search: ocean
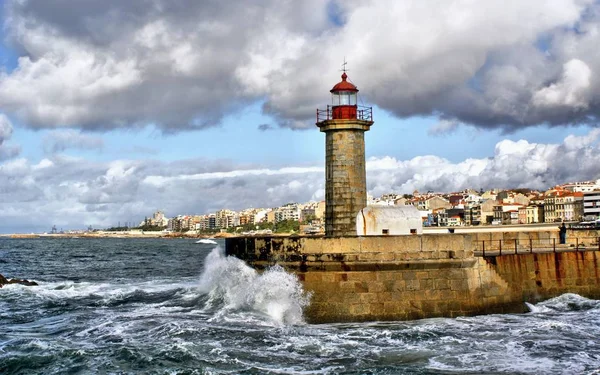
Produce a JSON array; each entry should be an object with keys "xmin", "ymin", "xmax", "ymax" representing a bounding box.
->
[{"xmin": 1, "ymin": 237, "xmax": 599, "ymax": 374}]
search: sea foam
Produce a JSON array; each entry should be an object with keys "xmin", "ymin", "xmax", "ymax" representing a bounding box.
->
[{"xmin": 198, "ymin": 246, "xmax": 310, "ymax": 325}]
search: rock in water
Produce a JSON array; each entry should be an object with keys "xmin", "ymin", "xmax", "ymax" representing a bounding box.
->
[{"xmin": 0, "ymin": 273, "xmax": 38, "ymax": 287}]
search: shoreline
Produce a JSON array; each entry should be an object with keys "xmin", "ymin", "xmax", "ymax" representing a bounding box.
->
[
  {"xmin": 0, "ymin": 232, "xmax": 235, "ymax": 239},
  {"xmin": 0, "ymin": 223, "xmax": 565, "ymax": 239}
]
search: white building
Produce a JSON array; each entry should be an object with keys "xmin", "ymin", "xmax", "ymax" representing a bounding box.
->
[
  {"xmin": 562, "ymin": 179, "xmax": 600, "ymax": 193},
  {"xmin": 356, "ymin": 205, "xmax": 423, "ymax": 236},
  {"xmin": 274, "ymin": 204, "xmax": 300, "ymax": 223},
  {"xmin": 583, "ymin": 191, "xmax": 600, "ymax": 219}
]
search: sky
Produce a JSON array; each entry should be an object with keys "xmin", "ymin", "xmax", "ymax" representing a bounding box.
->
[{"xmin": 1, "ymin": 0, "xmax": 600, "ymax": 233}]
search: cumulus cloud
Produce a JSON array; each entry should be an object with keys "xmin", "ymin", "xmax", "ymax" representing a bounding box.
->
[
  {"xmin": 0, "ymin": 114, "xmax": 13, "ymax": 142},
  {"xmin": 0, "ymin": 155, "xmax": 325, "ymax": 232},
  {"xmin": 0, "ymin": 114, "xmax": 21, "ymax": 160},
  {"xmin": 2, "ymin": 129, "xmax": 600, "ymax": 233},
  {"xmin": 533, "ymin": 59, "xmax": 592, "ymax": 109},
  {"xmin": 43, "ymin": 130, "xmax": 104, "ymax": 153},
  {"xmin": 367, "ymin": 129, "xmax": 600, "ymax": 196},
  {"xmin": 0, "ymin": 0, "xmax": 599, "ymax": 133}
]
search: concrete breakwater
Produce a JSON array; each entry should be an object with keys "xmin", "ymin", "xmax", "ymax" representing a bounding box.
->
[{"xmin": 225, "ymin": 230, "xmax": 600, "ymax": 323}]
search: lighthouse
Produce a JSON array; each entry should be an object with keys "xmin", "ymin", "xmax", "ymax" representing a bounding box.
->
[{"xmin": 316, "ymin": 69, "xmax": 374, "ymax": 237}]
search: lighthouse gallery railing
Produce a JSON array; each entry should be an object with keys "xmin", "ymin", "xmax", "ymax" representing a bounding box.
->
[{"xmin": 316, "ymin": 105, "xmax": 373, "ymax": 122}]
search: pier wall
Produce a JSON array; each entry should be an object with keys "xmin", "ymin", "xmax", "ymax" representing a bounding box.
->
[{"xmin": 225, "ymin": 231, "xmax": 600, "ymax": 323}]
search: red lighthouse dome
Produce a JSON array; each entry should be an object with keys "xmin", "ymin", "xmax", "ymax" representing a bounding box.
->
[{"xmin": 331, "ymin": 72, "xmax": 358, "ymax": 93}]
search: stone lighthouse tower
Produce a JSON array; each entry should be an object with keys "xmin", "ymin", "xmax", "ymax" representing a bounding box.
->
[{"xmin": 316, "ymin": 70, "xmax": 374, "ymax": 236}]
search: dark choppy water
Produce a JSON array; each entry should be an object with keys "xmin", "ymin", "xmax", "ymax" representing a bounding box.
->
[{"xmin": 1, "ymin": 238, "xmax": 600, "ymax": 374}]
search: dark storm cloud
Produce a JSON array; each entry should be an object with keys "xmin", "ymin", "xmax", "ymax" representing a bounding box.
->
[
  {"xmin": 2, "ymin": 1, "xmax": 598, "ymax": 133},
  {"xmin": 0, "ymin": 0, "xmax": 333, "ymax": 132},
  {"xmin": 261, "ymin": 1, "xmax": 600, "ymax": 132}
]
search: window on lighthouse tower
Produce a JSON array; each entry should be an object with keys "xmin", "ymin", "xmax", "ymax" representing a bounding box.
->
[{"xmin": 332, "ymin": 90, "xmax": 357, "ymax": 106}]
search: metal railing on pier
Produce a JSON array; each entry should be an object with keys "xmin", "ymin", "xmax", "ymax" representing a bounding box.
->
[{"xmin": 475, "ymin": 237, "xmax": 600, "ymax": 256}]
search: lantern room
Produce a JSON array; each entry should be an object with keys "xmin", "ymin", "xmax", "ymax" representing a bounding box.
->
[
  {"xmin": 316, "ymin": 70, "xmax": 373, "ymax": 124},
  {"xmin": 330, "ymin": 72, "xmax": 358, "ymax": 119},
  {"xmin": 331, "ymin": 72, "xmax": 358, "ymax": 105}
]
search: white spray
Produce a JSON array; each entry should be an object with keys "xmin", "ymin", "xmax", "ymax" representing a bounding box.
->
[{"xmin": 198, "ymin": 246, "xmax": 311, "ymax": 325}]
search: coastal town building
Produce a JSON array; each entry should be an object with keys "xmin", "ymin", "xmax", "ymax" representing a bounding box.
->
[
  {"xmin": 561, "ymin": 179, "xmax": 600, "ymax": 193},
  {"xmin": 300, "ymin": 201, "xmax": 326, "ymax": 221},
  {"xmin": 524, "ymin": 205, "xmax": 544, "ymax": 224},
  {"xmin": 556, "ymin": 193, "xmax": 584, "ymax": 222},
  {"xmin": 544, "ymin": 191, "xmax": 583, "ymax": 222},
  {"xmin": 437, "ymin": 208, "xmax": 465, "ymax": 226},
  {"xmin": 423, "ymin": 196, "xmax": 452, "ymax": 211},
  {"xmin": 393, "ymin": 197, "xmax": 408, "ymax": 205},
  {"xmin": 131, "ymin": 178, "xmax": 600, "ymax": 234},
  {"xmin": 493, "ymin": 204, "xmax": 523, "ymax": 225},
  {"xmin": 151, "ymin": 211, "xmax": 168, "ymax": 227},
  {"xmin": 447, "ymin": 215, "xmax": 462, "ymax": 226},
  {"xmin": 215, "ymin": 209, "xmax": 237, "ymax": 229},
  {"xmin": 274, "ymin": 203, "xmax": 301, "ymax": 223},
  {"xmin": 544, "ymin": 193, "xmax": 559, "ymax": 223},
  {"xmin": 464, "ymin": 203, "xmax": 482, "ymax": 226},
  {"xmin": 518, "ymin": 206, "xmax": 527, "ymax": 224},
  {"xmin": 583, "ymin": 191, "xmax": 600, "ymax": 219},
  {"xmin": 239, "ymin": 211, "xmax": 254, "ymax": 226},
  {"xmin": 480, "ymin": 200, "xmax": 496, "ymax": 224},
  {"xmin": 265, "ymin": 210, "xmax": 276, "ymax": 224},
  {"xmin": 481, "ymin": 189, "xmax": 499, "ymax": 201}
]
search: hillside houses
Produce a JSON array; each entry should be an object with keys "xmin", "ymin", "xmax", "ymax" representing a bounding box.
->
[
  {"xmin": 135, "ymin": 179, "xmax": 600, "ymax": 233},
  {"xmin": 386, "ymin": 180, "xmax": 600, "ymax": 226}
]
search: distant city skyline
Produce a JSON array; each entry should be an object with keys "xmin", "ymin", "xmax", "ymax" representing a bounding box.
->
[
  {"xmin": 1, "ymin": 1, "xmax": 600, "ymax": 233},
  {"xmin": 30, "ymin": 179, "xmax": 600, "ymax": 235}
]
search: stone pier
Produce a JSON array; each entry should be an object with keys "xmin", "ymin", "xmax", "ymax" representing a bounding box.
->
[{"xmin": 226, "ymin": 230, "xmax": 600, "ymax": 323}]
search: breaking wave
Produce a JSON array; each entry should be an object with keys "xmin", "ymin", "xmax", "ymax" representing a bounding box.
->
[{"xmin": 198, "ymin": 246, "xmax": 311, "ymax": 325}]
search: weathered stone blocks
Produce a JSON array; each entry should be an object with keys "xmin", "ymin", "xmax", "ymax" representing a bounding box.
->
[{"xmin": 226, "ymin": 232, "xmax": 600, "ymax": 323}]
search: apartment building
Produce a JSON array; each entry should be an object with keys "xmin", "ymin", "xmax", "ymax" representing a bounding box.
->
[
  {"xmin": 300, "ymin": 201, "xmax": 326, "ymax": 221},
  {"xmin": 518, "ymin": 206, "xmax": 527, "ymax": 224},
  {"xmin": 215, "ymin": 209, "xmax": 237, "ymax": 229},
  {"xmin": 546, "ymin": 192, "xmax": 583, "ymax": 222},
  {"xmin": 150, "ymin": 211, "xmax": 168, "ymax": 227},
  {"xmin": 524, "ymin": 205, "xmax": 544, "ymax": 224},
  {"xmin": 464, "ymin": 203, "xmax": 482, "ymax": 225},
  {"xmin": 544, "ymin": 194, "xmax": 558, "ymax": 223},
  {"xmin": 196, "ymin": 214, "xmax": 217, "ymax": 231},
  {"xmin": 493, "ymin": 204, "xmax": 523, "ymax": 224},
  {"xmin": 239, "ymin": 208, "xmax": 266, "ymax": 227},
  {"xmin": 437, "ymin": 208, "xmax": 464, "ymax": 226},
  {"xmin": 426, "ymin": 196, "xmax": 452, "ymax": 211},
  {"xmin": 274, "ymin": 203, "xmax": 300, "ymax": 223},
  {"xmin": 583, "ymin": 191, "xmax": 600, "ymax": 219},
  {"xmin": 480, "ymin": 200, "xmax": 497, "ymax": 224},
  {"xmin": 558, "ymin": 193, "xmax": 583, "ymax": 222},
  {"xmin": 561, "ymin": 179, "xmax": 600, "ymax": 193},
  {"xmin": 447, "ymin": 215, "xmax": 462, "ymax": 226}
]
